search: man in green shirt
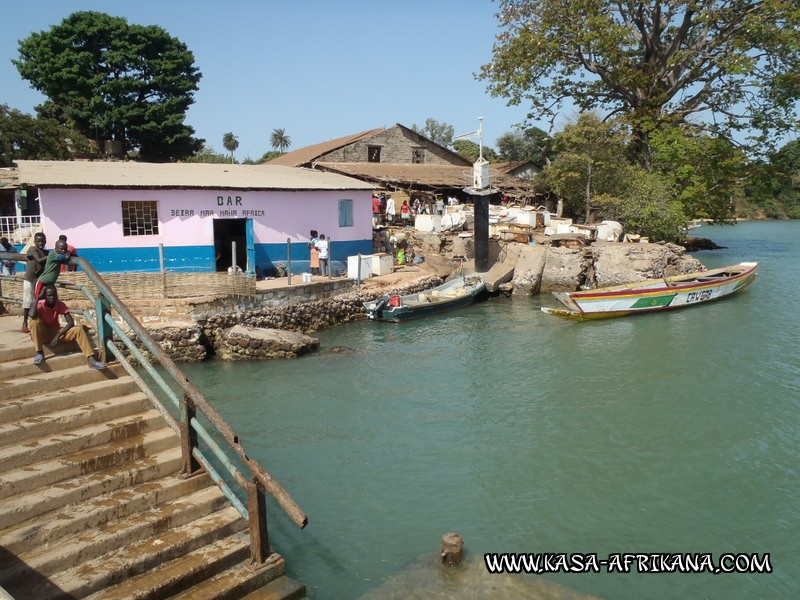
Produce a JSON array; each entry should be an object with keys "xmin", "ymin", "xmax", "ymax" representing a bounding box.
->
[{"xmin": 35, "ymin": 239, "xmax": 71, "ymax": 298}]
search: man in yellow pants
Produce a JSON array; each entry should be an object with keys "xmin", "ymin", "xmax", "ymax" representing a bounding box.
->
[{"xmin": 29, "ymin": 284, "xmax": 107, "ymax": 369}]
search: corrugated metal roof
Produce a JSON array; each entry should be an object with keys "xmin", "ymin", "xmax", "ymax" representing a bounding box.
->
[
  {"xmin": 317, "ymin": 162, "xmax": 529, "ymax": 190},
  {"xmin": 0, "ymin": 168, "xmax": 19, "ymax": 189},
  {"xmin": 266, "ymin": 128, "xmax": 385, "ymax": 167},
  {"xmin": 14, "ymin": 160, "xmax": 375, "ymax": 191}
]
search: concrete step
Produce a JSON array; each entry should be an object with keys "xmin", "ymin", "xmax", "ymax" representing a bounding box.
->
[
  {"xmin": 0, "ymin": 444, "xmax": 183, "ymax": 530},
  {"xmin": 83, "ymin": 529, "xmax": 256, "ymax": 600},
  {"xmin": 0, "ymin": 390, "xmax": 152, "ymax": 449},
  {"xmin": 0, "ymin": 362, "xmax": 129, "ymax": 403},
  {"xmin": 239, "ymin": 575, "xmax": 308, "ymax": 600},
  {"xmin": 0, "ymin": 425, "xmax": 178, "ymax": 501},
  {"xmin": 0, "ymin": 374, "xmax": 139, "ymax": 422},
  {"xmin": 0, "ymin": 408, "xmax": 166, "ymax": 472},
  {"xmin": 0, "ymin": 468, "xmax": 213, "ymax": 558},
  {"xmin": 20, "ymin": 506, "xmax": 247, "ymax": 600},
  {"xmin": 0, "ymin": 480, "xmax": 228, "ymax": 584},
  {"xmin": 0, "ymin": 347, "xmax": 99, "ymax": 380},
  {"xmin": 176, "ymin": 559, "xmax": 304, "ymax": 600}
]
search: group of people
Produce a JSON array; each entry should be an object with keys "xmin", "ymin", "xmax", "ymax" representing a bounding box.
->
[
  {"xmin": 5, "ymin": 232, "xmax": 106, "ymax": 370},
  {"xmin": 371, "ymin": 193, "xmax": 456, "ymax": 227},
  {"xmin": 307, "ymin": 230, "xmax": 329, "ymax": 277}
]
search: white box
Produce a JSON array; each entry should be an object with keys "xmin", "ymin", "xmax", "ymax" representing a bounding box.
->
[
  {"xmin": 348, "ymin": 255, "xmax": 373, "ymax": 280},
  {"xmin": 371, "ymin": 253, "xmax": 393, "ymax": 276},
  {"xmin": 302, "ymin": 272, "xmax": 312, "ymax": 283}
]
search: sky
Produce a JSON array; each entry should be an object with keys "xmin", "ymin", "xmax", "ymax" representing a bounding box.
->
[{"xmin": 1, "ymin": 0, "xmax": 556, "ymax": 161}]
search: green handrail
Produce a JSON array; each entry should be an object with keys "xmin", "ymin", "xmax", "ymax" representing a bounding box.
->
[{"xmin": 0, "ymin": 251, "xmax": 307, "ymax": 562}]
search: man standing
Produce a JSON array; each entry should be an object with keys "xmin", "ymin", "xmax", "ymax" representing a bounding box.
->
[
  {"xmin": 35, "ymin": 238, "xmax": 71, "ymax": 298},
  {"xmin": 315, "ymin": 234, "xmax": 329, "ymax": 277},
  {"xmin": 29, "ymin": 284, "xmax": 107, "ymax": 369},
  {"xmin": 385, "ymin": 195, "xmax": 396, "ymax": 225},
  {"xmin": 372, "ymin": 194, "xmax": 381, "ymax": 227},
  {"xmin": 21, "ymin": 232, "xmax": 47, "ymax": 333}
]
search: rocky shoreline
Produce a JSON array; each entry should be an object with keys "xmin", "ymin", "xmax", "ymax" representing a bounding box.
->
[{"xmin": 122, "ymin": 234, "xmax": 709, "ymax": 364}]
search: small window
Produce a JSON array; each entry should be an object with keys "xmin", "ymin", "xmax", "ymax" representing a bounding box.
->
[
  {"xmin": 368, "ymin": 145, "xmax": 381, "ymax": 163},
  {"xmin": 122, "ymin": 200, "xmax": 159, "ymax": 236},
  {"xmin": 338, "ymin": 199, "xmax": 353, "ymax": 227},
  {"xmin": 412, "ymin": 148, "xmax": 425, "ymax": 163}
]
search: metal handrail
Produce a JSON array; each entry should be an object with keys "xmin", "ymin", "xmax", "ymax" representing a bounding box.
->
[{"xmin": 0, "ymin": 250, "xmax": 307, "ymax": 562}]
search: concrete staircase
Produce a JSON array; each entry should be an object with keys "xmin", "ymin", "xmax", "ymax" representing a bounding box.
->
[{"xmin": 0, "ymin": 329, "xmax": 306, "ymax": 600}]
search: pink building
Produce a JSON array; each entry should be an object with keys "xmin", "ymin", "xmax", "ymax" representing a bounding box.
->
[{"xmin": 15, "ymin": 161, "xmax": 374, "ymax": 274}]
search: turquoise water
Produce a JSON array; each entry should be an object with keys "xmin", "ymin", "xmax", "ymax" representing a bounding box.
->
[{"xmin": 180, "ymin": 221, "xmax": 799, "ymax": 599}]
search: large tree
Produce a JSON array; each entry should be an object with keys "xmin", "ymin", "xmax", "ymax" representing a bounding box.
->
[
  {"xmin": 481, "ymin": 0, "xmax": 800, "ymax": 161},
  {"xmin": 14, "ymin": 11, "xmax": 203, "ymax": 162}
]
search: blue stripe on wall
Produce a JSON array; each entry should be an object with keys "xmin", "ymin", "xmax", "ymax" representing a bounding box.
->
[{"xmin": 74, "ymin": 239, "xmax": 373, "ymax": 273}]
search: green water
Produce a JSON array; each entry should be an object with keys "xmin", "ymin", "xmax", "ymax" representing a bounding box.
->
[{"xmin": 180, "ymin": 221, "xmax": 799, "ymax": 600}]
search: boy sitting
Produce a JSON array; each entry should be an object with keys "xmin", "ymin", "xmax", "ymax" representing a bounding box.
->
[{"xmin": 29, "ymin": 284, "xmax": 107, "ymax": 370}]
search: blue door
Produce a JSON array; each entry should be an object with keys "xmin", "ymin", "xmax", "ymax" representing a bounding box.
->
[{"xmin": 245, "ymin": 218, "xmax": 255, "ymax": 274}]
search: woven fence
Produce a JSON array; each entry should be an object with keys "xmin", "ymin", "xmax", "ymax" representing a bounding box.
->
[{"xmin": 0, "ymin": 271, "xmax": 256, "ymax": 308}]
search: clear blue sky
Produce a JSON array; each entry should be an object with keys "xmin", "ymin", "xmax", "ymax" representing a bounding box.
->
[{"xmin": 2, "ymin": 0, "xmax": 555, "ymax": 160}]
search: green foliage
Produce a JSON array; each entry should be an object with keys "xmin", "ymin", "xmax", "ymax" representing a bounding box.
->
[
  {"xmin": 269, "ymin": 129, "xmax": 291, "ymax": 153},
  {"xmin": 739, "ymin": 141, "xmax": 800, "ymax": 218},
  {"xmin": 259, "ymin": 151, "xmax": 284, "ymax": 163},
  {"xmin": 495, "ymin": 127, "xmax": 553, "ymax": 165},
  {"xmin": 182, "ymin": 145, "xmax": 230, "ymax": 164},
  {"xmin": 452, "ymin": 139, "xmax": 498, "ymax": 163},
  {"xmin": 543, "ymin": 113, "xmax": 631, "ymax": 221},
  {"xmin": 14, "ymin": 11, "xmax": 203, "ymax": 162},
  {"xmin": 481, "ymin": 0, "xmax": 800, "ymax": 159},
  {"xmin": 649, "ymin": 126, "xmax": 745, "ymax": 222},
  {"xmin": 222, "ymin": 132, "xmax": 239, "ymax": 163},
  {"xmin": 0, "ymin": 104, "xmax": 92, "ymax": 166},
  {"xmin": 593, "ymin": 170, "xmax": 688, "ymax": 243},
  {"xmin": 412, "ymin": 118, "xmax": 455, "ymax": 147}
]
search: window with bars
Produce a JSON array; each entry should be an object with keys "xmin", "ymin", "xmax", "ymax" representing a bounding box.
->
[{"xmin": 122, "ymin": 201, "xmax": 159, "ymax": 236}]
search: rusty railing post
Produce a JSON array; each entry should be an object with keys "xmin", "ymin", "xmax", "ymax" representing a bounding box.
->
[
  {"xmin": 180, "ymin": 393, "xmax": 201, "ymax": 476},
  {"xmin": 246, "ymin": 476, "xmax": 270, "ymax": 563}
]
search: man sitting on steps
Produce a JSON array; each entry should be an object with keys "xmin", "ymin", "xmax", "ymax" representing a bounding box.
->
[{"xmin": 29, "ymin": 284, "xmax": 107, "ymax": 370}]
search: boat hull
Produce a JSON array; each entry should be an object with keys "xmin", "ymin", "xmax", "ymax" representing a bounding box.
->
[
  {"xmin": 364, "ymin": 275, "xmax": 486, "ymax": 322},
  {"xmin": 541, "ymin": 262, "xmax": 758, "ymax": 321}
]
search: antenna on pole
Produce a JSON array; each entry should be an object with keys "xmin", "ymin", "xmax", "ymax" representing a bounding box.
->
[{"xmin": 477, "ymin": 116, "xmax": 484, "ymax": 162}]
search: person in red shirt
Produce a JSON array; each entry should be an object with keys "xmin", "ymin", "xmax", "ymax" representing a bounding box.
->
[
  {"xmin": 372, "ymin": 194, "xmax": 381, "ymax": 227},
  {"xmin": 29, "ymin": 284, "xmax": 107, "ymax": 369}
]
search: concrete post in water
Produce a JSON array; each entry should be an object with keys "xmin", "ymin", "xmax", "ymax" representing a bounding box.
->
[{"xmin": 441, "ymin": 532, "xmax": 463, "ymax": 567}]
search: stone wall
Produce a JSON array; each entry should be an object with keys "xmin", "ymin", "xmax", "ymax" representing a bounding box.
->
[{"xmin": 322, "ymin": 127, "xmax": 468, "ymax": 166}]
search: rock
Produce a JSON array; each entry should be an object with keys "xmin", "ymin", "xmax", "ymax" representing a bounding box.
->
[
  {"xmin": 540, "ymin": 246, "xmax": 585, "ymax": 292},
  {"xmin": 217, "ymin": 325, "xmax": 319, "ymax": 360},
  {"xmin": 510, "ymin": 244, "xmax": 547, "ymax": 296}
]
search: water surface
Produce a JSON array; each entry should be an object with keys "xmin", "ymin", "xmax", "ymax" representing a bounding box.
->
[{"xmin": 181, "ymin": 221, "xmax": 799, "ymax": 599}]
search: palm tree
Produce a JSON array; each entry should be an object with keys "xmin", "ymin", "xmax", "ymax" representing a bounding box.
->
[
  {"xmin": 270, "ymin": 128, "xmax": 291, "ymax": 153},
  {"xmin": 222, "ymin": 132, "xmax": 239, "ymax": 163}
]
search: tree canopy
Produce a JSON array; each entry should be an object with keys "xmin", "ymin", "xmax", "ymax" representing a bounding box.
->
[
  {"xmin": 14, "ymin": 11, "xmax": 203, "ymax": 162},
  {"xmin": 495, "ymin": 126, "xmax": 554, "ymax": 165},
  {"xmin": 412, "ymin": 118, "xmax": 455, "ymax": 147},
  {"xmin": 0, "ymin": 104, "xmax": 92, "ymax": 166},
  {"xmin": 481, "ymin": 0, "xmax": 800, "ymax": 159}
]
